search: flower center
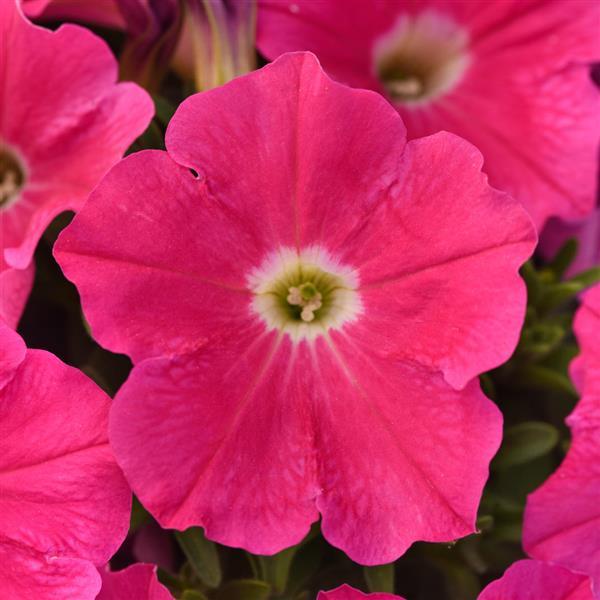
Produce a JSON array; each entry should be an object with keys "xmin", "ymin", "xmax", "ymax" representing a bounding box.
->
[
  {"xmin": 249, "ymin": 247, "xmax": 361, "ymax": 341},
  {"xmin": 373, "ymin": 10, "xmax": 470, "ymax": 105},
  {"xmin": 0, "ymin": 146, "xmax": 25, "ymax": 210}
]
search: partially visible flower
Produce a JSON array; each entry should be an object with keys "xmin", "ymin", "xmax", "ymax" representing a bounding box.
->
[
  {"xmin": 0, "ymin": 321, "xmax": 131, "ymax": 599},
  {"xmin": 318, "ymin": 584, "xmax": 404, "ymax": 600},
  {"xmin": 117, "ymin": 0, "xmax": 182, "ymax": 91},
  {"xmin": 523, "ymin": 283, "xmax": 600, "ymax": 595},
  {"xmin": 540, "ymin": 210, "xmax": 600, "ymax": 276},
  {"xmin": 172, "ymin": 0, "xmax": 257, "ymax": 91},
  {"xmin": 257, "ymin": 0, "xmax": 600, "ymax": 228},
  {"xmin": 22, "ymin": 0, "xmax": 257, "ymax": 93},
  {"xmin": 56, "ymin": 53, "xmax": 535, "ymax": 564},
  {"xmin": 478, "ymin": 559, "xmax": 593, "ymax": 600},
  {"xmin": 1, "ymin": 0, "xmax": 153, "ymax": 322},
  {"xmin": 97, "ymin": 564, "xmax": 173, "ymax": 600}
]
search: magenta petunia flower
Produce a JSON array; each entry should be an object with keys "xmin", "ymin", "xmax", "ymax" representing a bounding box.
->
[
  {"xmin": 257, "ymin": 0, "xmax": 600, "ymax": 228},
  {"xmin": 523, "ymin": 283, "xmax": 600, "ymax": 595},
  {"xmin": 478, "ymin": 559, "xmax": 593, "ymax": 600},
  {"xmin": 0, "ymin": 321, "xmax": 131, "ymax": 599},
  {"xmin": 0, "ymin": 0, "xmax": 152, "ymax": 323},
  {"xmin": 55, "ymin": 52, "xmax": 535, "ymax": 563},
  {"xmin": 97, "ymin": 564, "xmax": 173, "ymax": 600},
  {"xmin": 318, "ymin": 585, "xmax": 403, "ymax": 600}
]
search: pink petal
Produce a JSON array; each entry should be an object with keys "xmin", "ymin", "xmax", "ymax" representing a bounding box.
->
[
  {"xmin": 1, "ymin": 0, "xmax": 153, "ymax": 269},
  {"xmin": 0, "ymin": 261, "xmax": 34, "ymax": 329},
  {"xmin": 0, "ymin": 349, "xmax": 131, "ymax": 566},
  {"xmin": 314, "ymin": 332, "xmax": 501, "ymax": 563},
  {"xmin": 97, "ymin": 564, "xmax": 173, "ymax": 600},
  {"xmin": 318, "ymin": 583, "xmax": 404, "ymax": 600},
  {"xmin": 258, "ymin": 0, "xmax": 600, "ymax": 228},
  {"xmin": 336, "ymin": 132, "xmax": 535, "ymax": 389},
  {"xmin": 478, "ymin": 559, "xmax": 593, "ymax": 600},
  {"xmin": 166, "ymin": 52, "xmax": 407, "ymax": 255},
  {"xmin": 0, "ymin": 319, "xmax": 26, "ymax": 388},
  {"xmin": 0, "ymin": 537, "xmax": 101, "ymax": 600},
  {"xmin": 110, "ymin": 329, "xmax": 321, "ymax": 554},
  {"xmin": 55, "ymin": 150, "xmax": 257, "ymax": 363},
  {"xmin": 111, "ymin": 325, "xmax": 501, "ymax": 563},
  {"xmin": 524, "ymin": 285, "xmax": 600, "ymax": 595}
]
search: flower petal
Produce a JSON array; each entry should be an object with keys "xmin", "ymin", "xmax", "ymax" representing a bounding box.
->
[
  {"xmin": 97, "ymin": 564, "xmax": 173, "ymax": 600},
  {"xmin": 336, "ymin": 132, "xmax": 535, "ymax": 389},
  {"xmin": 524, "ymin": 285, "xmax": 600, "ymax": 595},
  {"xmin": 55, "ymin": 149, "xmax": 258, "ymax": 363},
  {"xmin": 0, "ymin": 349, "xmax": 131, "ymax": 565},
  {"xmin": 318, "ymin": 583, "xmax": 404, "ymax": 600},
  {"xmin": 479, "ymin": 559, "xmax": 593, "ymax": 600},
  {"xmin": 0, "ymin": 537, "xmax": 101, "ymax": 600}
]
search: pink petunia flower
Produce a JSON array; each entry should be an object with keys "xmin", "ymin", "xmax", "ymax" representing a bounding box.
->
[
  {"xmin": 97, "ymin": 564, "xmax": 173, "ymax": 600},
  {"xmin": 318, "ymin": 584, "xmax": 403, "ymax": 600},
  {"xmin": 0, "ymin": 0, "xmax": 152, "ymax": 324},
  {"xmin": 523, "ymin": 283, "xmax": 600, "ymax": 596},
  {"xmin": 478, "ymin": 559, "xmax": 594, "ymax": 600},
  {"xmin": 0, "ymin": 320, "xmax": 131, "ymax": 600},
  {"xmin": 55, "ymin": 52, "xmax": 535, "ymax": 564},
  {"xmin": 257, "ymin": 0, "xmax": 600, "ymax": 228}
]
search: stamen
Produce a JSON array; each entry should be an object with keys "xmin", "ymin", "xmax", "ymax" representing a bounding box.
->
[
  {"xmin": 249, "ymin": 247, "xmax": 362, "ymax": 341},
  {"xmin": 287, "ymin": 282, "xmax": 323, "ymax": 322}
]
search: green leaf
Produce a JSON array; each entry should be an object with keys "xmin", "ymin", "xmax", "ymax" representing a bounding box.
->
[
  {"xmin": 568, "ymin": 266, "xmax": 600, "ymax": 290},
  {"xmin": 180, "ymin": 591, "xmax": 208, "ymax": 600},
  {"xmin": 129, "ymin": 496, "xmax": 149, "ymax": 532},
  {"xmin": 257, "ymin": 546, "xmax": 297, "ymax": 595},
  {"xmin": 153, "ymin": 94, "xmax": 177, "ymax": 126},
  {"xmin": 537, "ymin": 282, "xmax": 583, "ymax": 313},
  {"xmin": 520, "ymin": 261, "xmax": 542, "ymax": 305},
  {"xmin": 515, "ymin": 364, "xmax": 577, "ymax": 397},
  {"xmin": 364, "ymin": 563, "xmax": 395, "ymax": 594},
  {"xmin": 175, "ymin": 527, "xmax": 221, "ymax": 588},
  {"xmin": 492, "ymin": 422, "xmax": 560, "ymax": 470},
  {"xmin": 546, "ymin": 238, "xmax": 578, "ymax": 280},
  {"xmin": 216, "ymin": 580, "xmax": 271, "ymax": 600}
]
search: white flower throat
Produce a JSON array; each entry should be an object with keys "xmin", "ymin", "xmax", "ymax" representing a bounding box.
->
[
  {"xmin": 0, "ymin": 145, "xmax": 25, "ymax": 210},
  {"xmin": 249, "ymin": 247, "xmax": 362, "ymax": 341},
  {"xmin": 373, "ymin": 10, "xmax": 471, "ymax": 105}
]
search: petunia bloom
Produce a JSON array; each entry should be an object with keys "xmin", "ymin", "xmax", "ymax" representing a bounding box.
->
[
  {"xmin": 0, "ymin": 321, "xmax": 131, "ymax": 600},
  {"xmin": 0, "ymin": 0, "xmax": 152, "ymax": 325},
  {"xmin": 318, "ymin": 584, "xmax": 403, "ymax": 600},
  {"xmin": 478, "ymin": 559, "xmax": 594, "ymax": 600},
  {"xmin": 55, "ymin": 52, "xmax": 535, "ymax": 564},
  {"xmin": 523, "ymin": 283, "xmax": 600, "ymax": 596},
  {"xmin": 97, "ymin": 564, "xmax": 173, "ymax": 600},
  {"xmin": 257, "ymin": 0, "xmax": 600, "ymax": 228}
]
